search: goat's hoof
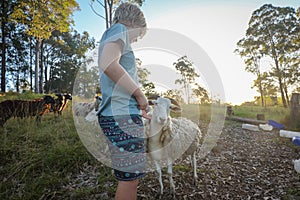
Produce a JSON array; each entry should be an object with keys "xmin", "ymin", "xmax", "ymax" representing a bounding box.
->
[
  {"xmin": 193, "ymin": 177, "xmax": 198, "ymax": 185},
  {"xmin": 172, "ymin": 192, "xmax": 176, "ymax": 199},
  {"xmin": 156, "ymin": 193, "xmax": 163, "ymax": 199},
  {"xmin": 155, "ymin": 192, "xmax": 163, "ymax": 199}
]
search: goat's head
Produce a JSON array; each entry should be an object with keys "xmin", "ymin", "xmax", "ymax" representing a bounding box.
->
[
  {"xmin": 94, "ymin": 95, "xmax": 102, "ymax": 111},
  {"xmin": 149, "ymin": 97, "xmax": 181, "ymax": 125},
  {"xmin": 55, "ymin": 93, "xmax": 63, "ymax": 101},
  {"xmin": 43, "ymin": 95, "xmax": 56, "ymax": 111},
  {"xmin": 64, "ymin": 93, "xmax": 72, "ymax": 100},
  {"xmin": 43, "ymin": 95, "xmax": 56, "ymax": 105}
]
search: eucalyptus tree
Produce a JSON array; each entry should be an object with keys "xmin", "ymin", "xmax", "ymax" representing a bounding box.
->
[
  {"xmin": 44, "ymin": 31, "xmax": 95, "ymax": 93},
  {"xmin": 136, "ymin": 58, "xmax": 156, "ymax": 96},
  {"xmin": 237, "ymin": 4, "xmax": 300, "ymax": 108},
  {"xmin": 192, "ymin": 83, "xmax": 210, "ymax": 104},
  {"xmin": 235, "ymin": 37, "xmax": 265, "ymax": 106},
  {"xmin": 0, "ymin": 0, "xmax": 19, "ymax": 92},
  {"xmin": 7, "ymin": 26, "xmax": 31, "ymax": 92},
  {"xmin": 163, "ymin": 89, "xmax": 184, "ymax": 104},
  {"xmin": 252, "ymin": 72, "xmax": 278, "ymax": 106},
  {"xmin": 90, "ymin": 0, "xmax": 145, "ymax": 28},
  {"xmin": 173, "ymin": 55, "xmax": 199, "ymax": 104},
  {"xmin": 10, "ymin": 0, "xmax": 79, "ymax": 93}
]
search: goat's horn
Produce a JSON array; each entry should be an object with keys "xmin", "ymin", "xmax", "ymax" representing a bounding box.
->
[
  {"xmin": 165, "ymin": 97, "xmax": 181, "ymax": 107},
  {"xmin": 148, "ymin": 94, "xmax": 160, "ymax": 100}
]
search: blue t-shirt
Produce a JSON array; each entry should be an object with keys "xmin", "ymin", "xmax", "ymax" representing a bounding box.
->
[{"xmin": 97, "ymin": 23, "xmax": 141, "ymax": 116}]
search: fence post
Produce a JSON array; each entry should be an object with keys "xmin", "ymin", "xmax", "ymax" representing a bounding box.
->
[{"xmin": 290, "ymin": 93, "xmax": 300, "ymax": 130}]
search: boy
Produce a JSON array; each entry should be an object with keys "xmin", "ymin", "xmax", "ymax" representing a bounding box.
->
[{"xmin": 97, "ymin": 3, "xmax": 147, "ymax": 200}]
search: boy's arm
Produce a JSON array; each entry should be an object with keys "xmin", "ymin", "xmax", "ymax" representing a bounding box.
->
[{"xmin": 100, "ymin": 41, "xmax": 148, "ymax": 110}]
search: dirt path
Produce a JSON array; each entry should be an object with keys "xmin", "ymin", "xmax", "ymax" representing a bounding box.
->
[{"xmin": 138, "ymin": 122, "xmax": 300, "ymax": 199}]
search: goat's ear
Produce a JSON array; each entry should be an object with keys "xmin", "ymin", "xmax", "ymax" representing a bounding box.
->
[
  {"xmin": 170, "ymin": 105, "xmax": 182, "ymax": 113},
  {"xmin": 148, "ymin": 100, "xmax": 156, "ymax": 106}
]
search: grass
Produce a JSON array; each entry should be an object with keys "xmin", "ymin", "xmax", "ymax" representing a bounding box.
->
[
  {"xmin": 232, "ymin": 105, "xmax": 289, "ymax": 123},
  {"xmin": 177, "ymin": 104, "xmax": 292, "ymax": 130},
  {"xmin": 0, "ymin": 103, "xmax": 115, "ymax": 199},
  {"xmin": 0, "ymin": 93, "xmax": 296, "ymax": 199}
]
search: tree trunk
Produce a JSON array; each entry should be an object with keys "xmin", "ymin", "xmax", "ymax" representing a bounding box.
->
[
  {"xmin": 44, "ymin": 54, "xmax": 48, "ymax": 93},
  {"xmin": 290, "ymin": 93, "xmax": 300, "ymax": 130},
  {"xmin": 258, "ymin": 78, "xmax": 264, "ymax": 107},
  {"xmin": 16, "ymin": 72, "xmax": 19, "ymax": 93},
  {"xmin": 273, "ymin": 57, "xmax": 287, "ymax": 107},
  {"xmin": 271, "ymin": 41, "xmax": 287, "ymax": 107},
  {"xmin": 39, "ymin": 41, "xmax": 44, "ymax": 93},
  {"xmin": 1, "ymin": 1, "xmax": 7, "ymax": 93},
  {"xmin": 284, "ymin": 84, "xmax": 289, "ymax": 106},
  {"xmin": 268, "ymin": 30, "xmax": 287, "ymax": 108},
  {"xmin": 35, "ymin": 39, "xmax": 42, "ymax": 93},
  {"xmin": 30, "ymin": 38, "xmax": 33, "ymax": 91},
  {"xmin": 108, "ymin": 0, "xmax": 113, "ymax": 27},
  {"xmin": 104, "ymin": 0, "xmax": 109, "ymax": 29},
  {"xmin": 278, "ymin": 76, "xmax": 287, "ymax": 108}
]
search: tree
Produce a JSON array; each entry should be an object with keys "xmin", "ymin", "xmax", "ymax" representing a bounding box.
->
[
  {"xmin": 90, "ymin": 0, "xmax": 145, "ymax": 29},
  {"xmin": 73, "ymin": 64, "xmax": 99, "ymax": 98},
  {"xmin": 192, "ymin": 83, "xmax": 210, "ymax": 104},
  {"xmin": 163, "ymin": 89, "xmax": 184, "ymax": 104},
  {"xmin": 7, "ymin": 26, "xmax": 31, "ymax": 93},
  {"xmin": 136, "ymin": 58, "xmax": 156, "ymax": 97},
  {"xmin": 252, "ymin": 72, "xmax": 278, "ymax": 106},
  {"xmin": 235, "ymin": 37, "xmax": 266, "ymax": 106},
  {"xmin": 239, "ymin": 4, "xmax": 300, "ymax": 108},
  {"xmin": 44, "ymin": 30, "xmax": 95, "ymax": 93},
  {"xmin": 173, "ymin": 56, "xmax": 199, "ymax": 104},
  {"xmin": 10, "ymin": 0, "xmax": 79, "ymax": 93},
  {"xmin": 0, "ymin": 0, "xmax": 19, "ymax": 93}
]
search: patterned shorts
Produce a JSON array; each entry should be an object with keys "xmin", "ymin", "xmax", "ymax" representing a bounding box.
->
[{"xmin": 98, "ymin": 114, "xmax": 146, "ymax": 181}]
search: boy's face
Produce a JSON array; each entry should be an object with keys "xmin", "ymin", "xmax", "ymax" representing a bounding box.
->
[{"xmin": 128, "ymin": 27, "xmax": 144, "ymax": 43}]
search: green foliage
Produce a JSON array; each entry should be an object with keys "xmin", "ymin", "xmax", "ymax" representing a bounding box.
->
[
  {"xmin": 10, "ymin": 0, "xmax": 79, "ymax": 40},
  {"xmin": 44, "ymin": 30, "xmax": 96, "ymax": 94},
  {"xmin": 7, "ymin": 0, "xmax": 81, "ymax": 93},
  {"xmin": 73, "ymin": 65, "xmax": 99, "ymax": 98},
  {"xmin": 163, "ymin": 89, "xmax": 184, "ymax": 104},
  {"xmin": 235, "ymin": 4, "xmax": 300, "ymax": 108},
  {"xmin": 136, "ymin": 58, "xmax": 157, "ymax": 97},
  {"xmin": 173, "ymin": 56, "xmax": 200, "ymax": 104},
  {"xmin": 192, "ymin": 83, "xmax": 210, "ymax": 104}
]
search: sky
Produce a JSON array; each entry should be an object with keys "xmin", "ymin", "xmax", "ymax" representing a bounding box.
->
[{"xmin": 73, "ymin": 0, "xmax": 300, "ymax": 105}]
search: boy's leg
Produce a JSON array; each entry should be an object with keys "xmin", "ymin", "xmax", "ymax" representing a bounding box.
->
[{"xmin": 115, "ymin": 179, "xmax": 139, "ymax": 200}]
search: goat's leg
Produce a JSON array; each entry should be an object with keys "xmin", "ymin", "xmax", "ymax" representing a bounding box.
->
[
  {"xmin": 155, "ymin": 161, "xmax": 164, "ymax": 195},
  {"xmin": 192, "ymin": 152, "xmax": 198, "ymax": 185},
  {"xmin": 167, "ymin": 158, "xmax": 175, "ymax": 194}
]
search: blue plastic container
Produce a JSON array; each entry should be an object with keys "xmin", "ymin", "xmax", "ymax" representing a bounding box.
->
[
  {"xmin": 268, "ymin": 120, "xmax": 285, "ymax": 129},
  {"xmin": 292, "ymin": 136, "xmax": 300, "ymax": 146}
]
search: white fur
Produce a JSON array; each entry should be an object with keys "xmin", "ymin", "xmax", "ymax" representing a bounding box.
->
[
  {"xmin": 73, "ymin": 96, "xmax": 102, "ymax": 125},
  {"xmin": 145, "ymin": 97, "xmax": 202, "ymax": 195}
]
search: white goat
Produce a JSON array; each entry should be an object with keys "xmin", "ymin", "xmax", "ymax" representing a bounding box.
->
[
  {"xmin": 73, "ymin": 96, "xmax": 102, "ymax": 124},
  {"xmin": 85, "ymin": 96, "xmax": 102, "ymax": 123},
  {"xmin": 145, "ymin": 97, "xmax": 202, "ymax": 195}
]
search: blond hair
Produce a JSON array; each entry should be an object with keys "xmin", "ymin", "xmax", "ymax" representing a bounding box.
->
[{"xmin": 113, "ymin": 2, "xmax": 147, "ymax": 37}]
